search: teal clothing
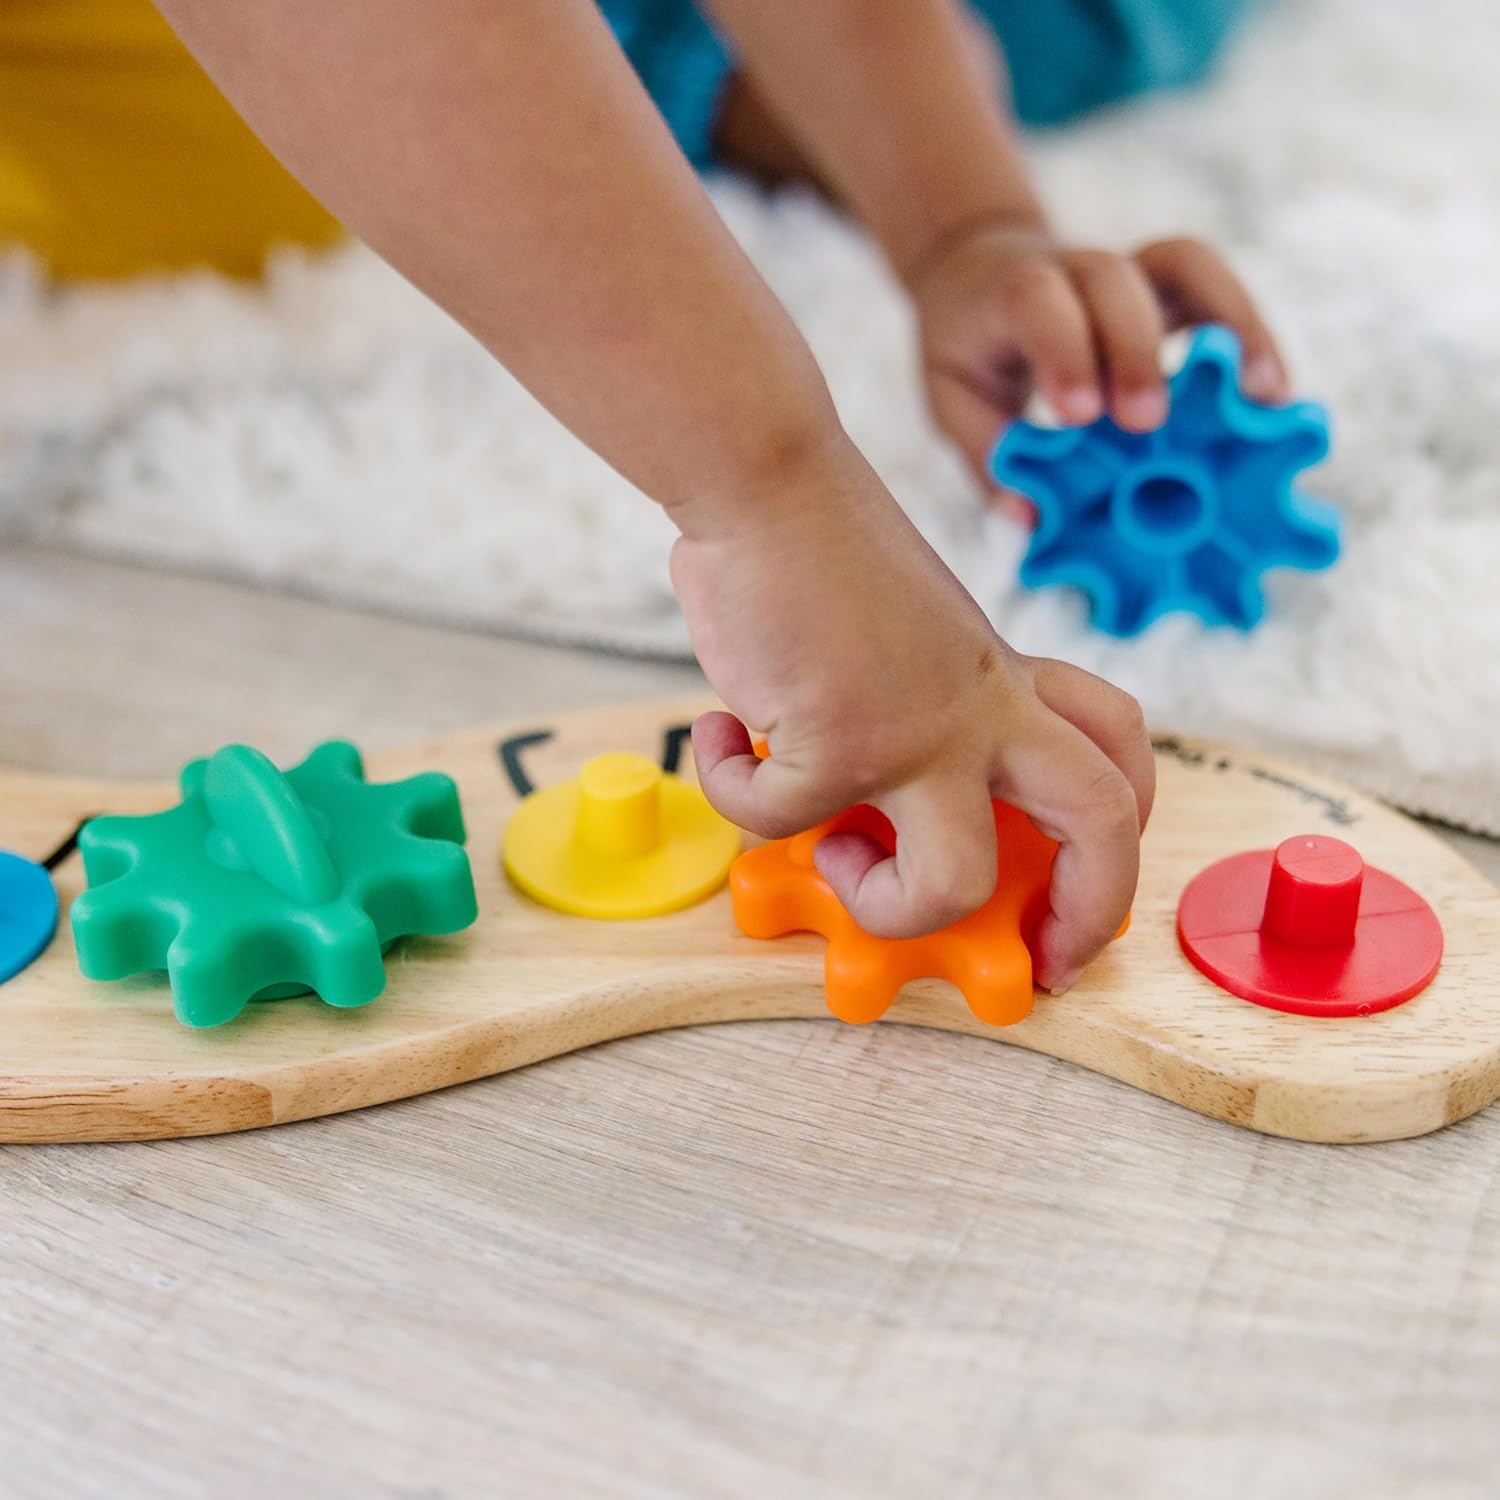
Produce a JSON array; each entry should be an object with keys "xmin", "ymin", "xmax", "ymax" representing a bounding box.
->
[
  {"xmin": 597, "ymin": 0, "xmax": 1255, "ymax": 168},
  {"xmin": 979, "ymin": 0, "xmax": 1256, "ymax": 126}
]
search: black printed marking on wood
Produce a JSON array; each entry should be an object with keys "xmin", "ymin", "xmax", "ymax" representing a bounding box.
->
[
  {"xmin": 1151, "ymin": 736, "xmax": 1358, "ymax": 826},
  {"xmin": 660, "ymin": 724, "xmax": 694, "ymax": 776},
  {"xmin": 497, "ymin": 731, "xmax": 554, "ymax": 799},
  {"xmin": 42, "ymin": 819, "xmax": 90, "ymax": 872}
]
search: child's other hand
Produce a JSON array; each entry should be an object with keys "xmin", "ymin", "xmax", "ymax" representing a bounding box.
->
[
  {"xmin": 672, "ymin": 437, "xmax": 1153, "ymax": 992},
  {"xmin": 909, "ymin": 222, "xmax": 1288, "ymax": 508}
]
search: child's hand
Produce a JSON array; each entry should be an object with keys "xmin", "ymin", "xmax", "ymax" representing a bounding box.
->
[
  {"xmin": 909, "ymin": 222, "xmax": 1289, "ymax": 503},
  {"xmin": 151, "ymin": 0, "xmax": 1153, "ymax": 999},
  {"xmin": 674, "ymin": 437, "xmax": 1153, "ymax": 992}
]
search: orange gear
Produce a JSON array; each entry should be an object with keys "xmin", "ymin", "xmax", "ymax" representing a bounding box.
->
[{"xmin": 730, "ymin": 800, "xmax": 1062, "ymax": 1026}]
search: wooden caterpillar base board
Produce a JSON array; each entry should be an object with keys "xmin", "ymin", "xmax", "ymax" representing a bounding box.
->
[{"xmin": 2, "ymin": 697, "xmax": 1498, "ymax": 1146}]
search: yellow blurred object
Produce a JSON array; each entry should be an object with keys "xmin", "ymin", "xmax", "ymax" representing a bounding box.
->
[
  {"xmin": 0, "ymin": 0, "xmax": 341, "ymax": 279},
  {"xmin": 502, "ymin": 753, "xmax": 742, "ymax": 921}
]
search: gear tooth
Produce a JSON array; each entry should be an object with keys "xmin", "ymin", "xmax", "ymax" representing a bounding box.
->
[
  {"xmin": 1001, "ymin": 452, "xmax": 1094, "ymax": 537},
  {"xmin": 1217, "ymin": 388, "xmax": 1331, "ymax": 459},
  {"xmin": 296, "ymin": 740, "xmax": 365, "ymax": 784},
  {"xmin": 163, "ymin": 916, "xmax": 261, "ymax": 1027},
  {"xmin": 72, "ymin": 889, "xmax": 180, "ymax": 981},
  {"xmin": 1279, "ymin": 492, "xmax": 1342, "ymax": 568},
  {"xmin": 1170, "ymin": 546, "xmax": 1232, "ymax": 629},
  {"xmin": 295, "ymin": 903, "xmax": 386, "ymax": 1008},
  {"xmin": 1166, "ymin": 327, "xmax": 1243, "ymax": 442},
  {"xmin": 167, "ymin": 957, "xmax": 248, "ymax": 1028},
  {"xmin": 991, "ymin": 424, "xmax": 1095, "ymax": 533},
  {"xmin": 1185, "ymin": 321, "xmax": 1243, "ymax": 371},
  {"xmin": 167, "ymin": 907, "xmax": 346, "ymax": 1027},
  {"xmin": 1216, "ymin": 418, "xmax": 1336, "ymax": 577},
  {"xmin": 950, "ymin": 944, "xmax": 1035, "ymax": 1028},
  {"xmin": 1274, "ymin": 399, "xmax": 1332, "ymax": 455},
  {"xmin": 353, "ymin": 836, "xmax": 478, "ymax": 937},
  {"xmin": 1022, "ymin": 518, "xmax": 1145, "ymax": 635},
  {"xmin": 991, "ymin": 421, "xmax": 1084, "ymax": 471},
  {"xmin": 76, "ymin": 818, "xmax": 144, "ymax": 888},
  {"xmin": 283, "ymin": 741, "xmax": 365, "ymax": 816},
  {"xmin": 731, "ymin": 844, "xmax": 813, "ymax": 939},
  {"xmin": 1260, "ymin": 420, "xmax": 1329, "ymax": 473},
  {"xmin": 392, "ymin": 770, "xmax": 467, "ymax": 845},
  {"xmin": 824, "ymin": 935, "xmax": 902, "ymax": 1025}
]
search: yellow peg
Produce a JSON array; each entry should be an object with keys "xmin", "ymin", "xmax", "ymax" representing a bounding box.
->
[
  {"xmin": 575, "ymin": 753, "xmax": 664, "ymax": 862},
  {"xmin": 502, "ymin": 752, "xmax": 740, "ymax": 920}
]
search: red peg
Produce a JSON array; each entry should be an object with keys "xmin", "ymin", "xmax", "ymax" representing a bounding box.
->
[
  {"xmin": 1260, "ymin": 836, "xmax": 1364, "ymax": 949},
  {"xmin": 1177, "ymin": 833, "xmax": 1443, "ymax": 1018}
]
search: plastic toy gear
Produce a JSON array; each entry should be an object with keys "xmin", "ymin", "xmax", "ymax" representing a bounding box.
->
[
  {"xmin": 731, "ymin": 800, "xmax": 1062, "ymax": 1026},
  {"xmin": 990, "ymin": 324, "xmax": 1340, "ymax": 637},
  {"xmin": 0, "ymin": 851, "xmax": 58, "ymax": 985},
  {"xmin": 503, "ymin": 751, "xmax": 739, "ymax": 920},
  {"xmin": 1178, "ymin": 833, "xmax": 1442, "ymax": 1018},
  {"xmin": 71, "ymin": 742, "xmax": 478, "ymax": 1028}
]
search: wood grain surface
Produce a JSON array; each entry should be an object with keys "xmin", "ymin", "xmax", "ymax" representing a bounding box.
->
[
  {"xmin": 6, "ymin": 691, "xmax": 1500, "ymax": 1145},
  {"xmin": 4, "ymin": 547, "xmax": 1498, "ymax": 1499}
]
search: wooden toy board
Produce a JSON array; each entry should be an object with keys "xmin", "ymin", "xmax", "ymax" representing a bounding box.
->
[{"xmin": 3, "ymin": 696, "xmax": 1498, "ymax": 1145}]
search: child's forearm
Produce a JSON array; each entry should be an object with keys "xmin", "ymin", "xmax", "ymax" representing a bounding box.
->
[
  {"xmin": 153, "ymin": 0, "xmax": 841, "ymax": 534},
  {"xmin": 700, "ymin": 0, "xmax": 1046, "ymax": 280}
]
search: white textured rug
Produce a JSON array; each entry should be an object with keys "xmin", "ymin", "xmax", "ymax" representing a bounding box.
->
[{"xmin": 3, "ymin": 0, "xmax": 1498, "ymax": 830}]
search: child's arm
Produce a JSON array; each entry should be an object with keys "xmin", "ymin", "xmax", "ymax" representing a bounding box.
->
[
  {"xmin": 153, "ymin": 0, "xmax": 1152, "ymax": 985},
  {"xmin": 702, "ymin": 0, "xmax": 1289, "ymax": 483}
]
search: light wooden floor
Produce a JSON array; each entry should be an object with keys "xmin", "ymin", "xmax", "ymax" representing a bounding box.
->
[{"xmin": 5, "ymin": 543, "xmax": 1500, "ymax": 1499}]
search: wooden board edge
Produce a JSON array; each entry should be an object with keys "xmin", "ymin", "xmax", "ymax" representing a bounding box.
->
[{"xmin": 8, "ymin": 969, "xmax": 1500, "ymax": 1146}]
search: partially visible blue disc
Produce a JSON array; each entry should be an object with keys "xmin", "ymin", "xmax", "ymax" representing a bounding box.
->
[{"xmin": 0, "ymin": 852, "xmax": 58, "ymax": 984}]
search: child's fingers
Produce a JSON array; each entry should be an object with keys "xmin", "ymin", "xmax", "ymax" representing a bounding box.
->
[
  {"xmin": 989, "ymin": 487, "xmax": 1039, "ymax": 525},
  {"xmin": 997, "ymin": 712, "xmax": 1142, "ymax": 993},
  {"xmin": 1027, "ymin": 657, "xmax": 1155, "ymax": 830},
  {"xmin": 996, "ymin": 258, "xmax": 1102, "ymax": 426},
  {"xmin": 1135, "ymin": 237, "xmax": 1289, "ymax": 402},
  {"xmin": 1063, "ymin": 251, "xmax": 1168, "ymax": 432},
  {"xmin": 814, "ymin": 776, "xmax": 1000, "ymax": 939},
  {"xmin": 692, "ymin": 711, "xmax": 850, "ymax": 840},
  {"xmin": 925, "ymin": 365, "xmax": 1020, "ymax": 486},
  {"xmin": 924, "ymin": 370, "xmax": 1038, "ymax": 519}
]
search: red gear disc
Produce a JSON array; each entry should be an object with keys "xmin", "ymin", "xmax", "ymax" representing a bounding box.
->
[{"xmin": 1177, "ymin": 834, "xmax": 1443, "ymax": 1018}]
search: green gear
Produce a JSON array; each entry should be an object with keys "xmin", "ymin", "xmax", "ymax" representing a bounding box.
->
[{"xmin": 71, "ymin": 742, "xmax": 478, "ymax": 1028}]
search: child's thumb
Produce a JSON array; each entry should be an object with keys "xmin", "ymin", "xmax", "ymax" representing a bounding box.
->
[{"xmin": 692, "ymin": 712, "xmax": 848, "ymax": 840}]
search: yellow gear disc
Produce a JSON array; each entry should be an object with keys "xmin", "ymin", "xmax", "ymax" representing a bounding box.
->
[{"xmin": 502, "ymin": 753, "xmax": 740, "ymax": 920}]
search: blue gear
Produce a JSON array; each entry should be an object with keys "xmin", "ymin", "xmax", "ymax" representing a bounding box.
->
[
  {"xmin": 0, "ymin": 852, "xmax": 57, "ymax": 984},
  {"xmin": 990, "ymin": 325, "xmax": 1340, "ymax": 637}
]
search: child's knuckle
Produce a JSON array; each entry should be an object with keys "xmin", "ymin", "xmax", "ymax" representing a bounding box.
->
[
  {"xmin": 1068, "ymin": 249, "xmax": 1118, "ymax": 282},
  {"xmin": 1000, "ymin": 257, "xmax": 1061, "ymax": 303},
  {"xmin": 918, "ymin": 856, "xmax": 995, "ymax": 925},
  {"xmin": 1078, "ymin": 765, "xmax": 1139, "ymax": 831}
]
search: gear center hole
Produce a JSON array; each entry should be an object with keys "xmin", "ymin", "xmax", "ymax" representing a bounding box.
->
[{"xmin": 1112, "ymin": 465, "xmax": 1215, "ymax": 555}]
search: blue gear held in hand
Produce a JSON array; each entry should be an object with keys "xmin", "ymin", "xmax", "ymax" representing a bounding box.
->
[{"xmin": 989, "ymin": 325, "xmax": 1340, "ymax": 637}]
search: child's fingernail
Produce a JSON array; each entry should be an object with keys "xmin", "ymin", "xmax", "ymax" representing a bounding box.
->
[
  {"xmin": 1243, "ymin": 355, "xmax": 1284, "ymax": 400},
  {"xmin": 1045, "ymin": 969, "xmax": 1082, "ymax": 997},
  {"xmin": 1116, "ymin": 389, "xmax": 1168, "ymax": 431},
  {"xmin": 988, "ymin": 488, "xmax": 1039, "ymax": 526},
  {"xmin": 1057, "ymin": 387, "xmax": 1103, "ymax": 426}
]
